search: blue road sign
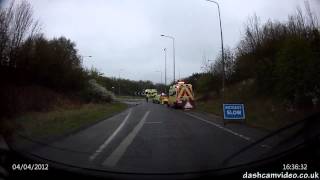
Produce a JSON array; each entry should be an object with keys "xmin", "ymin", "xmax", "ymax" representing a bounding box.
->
[{"xmin": 223, "ymin": 104, "xmax": 245, "ymax": 120}]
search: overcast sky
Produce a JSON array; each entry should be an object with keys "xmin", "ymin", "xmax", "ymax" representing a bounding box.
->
[{"xmin": 3, "ymin": 0, "xmax": 320, "ymax": 83}]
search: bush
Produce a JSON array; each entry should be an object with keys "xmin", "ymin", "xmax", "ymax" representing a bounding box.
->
[
  {"xmin": 275, "ymin": 37, "xmax": 319, "ymax": 106},
  {"xmin": 82, "ymin": 79, "xmax": 115, "ymax": 103},
  {"xmin": 0, "ymin": 85, "xmax": 80, "ymax": 118},
  {"xmin": 230, "ymin": 6, "xmax": 320, "ymax": 106}
]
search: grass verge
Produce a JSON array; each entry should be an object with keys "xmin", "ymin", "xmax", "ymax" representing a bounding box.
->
[
  {"xmin": 14, "ymin": 102, "xmax": 127, "ymax": 140},
  {"xmin": 195, "ymin": 82, "xmax": 317, "ymax": 131},
  {"xmin": 196, "ymin": 98, "xmax": 300, "ymax": 131}
]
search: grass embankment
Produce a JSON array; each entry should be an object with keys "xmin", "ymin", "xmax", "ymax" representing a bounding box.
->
[
  {"xmin": 196, "ymin": 80, "xmax": 317, "ymax": 131},
  {"xmin": 14, "ymin": 102, "xmax": 127, "ymax": 140}
]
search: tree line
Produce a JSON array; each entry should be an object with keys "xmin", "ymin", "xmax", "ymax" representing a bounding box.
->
[
  {"xmin": 88, "ymin": 68, "xmax": 167, "ymax": 96},
  {"xmin": 0, "ymin": 1, "xmax": 160, "ymax": 118},
  {"xmin": 186, "ymin": 3, "xmax": 319, "ymax": 108}
]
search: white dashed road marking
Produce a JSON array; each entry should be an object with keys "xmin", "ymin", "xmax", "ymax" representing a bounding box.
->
[
  {"xmin": 102, "ymin": 111, "xmax": 151, "ymax": 167},
  {"xmin": 89, "ymin": 109, "xmax": 132, "ymax": 161},
  {"xmin": 145, "ymin": 121, "xmax": 162, "ymax": 124}
]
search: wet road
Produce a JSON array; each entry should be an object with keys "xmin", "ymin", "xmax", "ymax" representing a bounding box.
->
[{"xmin": 12, "ymin": 101, "xmax": 272, "ymax": 173}]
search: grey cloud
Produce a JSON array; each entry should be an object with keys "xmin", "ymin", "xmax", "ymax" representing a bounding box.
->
[{"xmin": 4, "ymin": 0, "xmax": 319, "ymax": 82}]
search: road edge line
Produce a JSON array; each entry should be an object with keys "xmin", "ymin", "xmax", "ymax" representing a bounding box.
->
[{"xmin": 185, "ymin": 112, "xmax": 251, "ymax": 141}]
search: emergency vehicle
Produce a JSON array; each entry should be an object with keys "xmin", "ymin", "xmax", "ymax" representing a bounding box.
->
[
  {"xmin": 160, "ymin": 93, "xmax": 169, "ymax": 104},
  {"xmin": 144, "ymin": 89, "xmax": 157, "ymax": 102},
  {"xmin": 153, "ymin": 93, "xmax": 169, "ymax": 104},
  {"xmin": 168, "ymin": 81, "xmax": 195, "ymax": 109}
]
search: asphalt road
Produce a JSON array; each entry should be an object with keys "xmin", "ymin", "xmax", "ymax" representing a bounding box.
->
[{"xmin": 12, "ymin": 101, "xmax": 275, "ymax": 173}]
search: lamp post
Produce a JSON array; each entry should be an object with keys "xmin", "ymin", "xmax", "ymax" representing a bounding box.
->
[
  {"xmin": 205, "ymin": 0, "xmax": 225, "ymax": 99},
  {"xmin": 163, "ymin": 48, "xmax": 167, "ymax": 86},
  {"xmin": 155, "ymin": 70, "xmax": 163, "ymax": 84},
  {"xmin": 161, "ymin": 34, "xmax": 176, "ymax": 83},
  {"xmin": 118, "ymin": 69, "xmax": 124, "ymax": 96},
  {"xmin": 81, "ymin": 55, "xmax": 92, "ymax": 65},
  {"xmin": 156, "ymin": 70, "xmax": 163, "ymax": 92},
  {"xmin": 112, "ymin": 86, "xmax": 115, "ymax": 94}
]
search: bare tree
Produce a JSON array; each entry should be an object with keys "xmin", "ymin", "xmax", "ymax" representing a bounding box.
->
[
  {"xmin": 0, "ymin": 0, "xmax": 40, "ymax": 66},
  {"xmin": 0, "ymin": 11, "xmax": 8, "ymax": 64},
  {"xmin": 0, "ymin": 1, "xmax": 14, "ymax": 66},
  {"xmin": 209, "ymin": 47, "xmax": 235, "ymax": 81},
  {"xmin": 200, "ymin": 51, "xmax": 212, "ymax": 73}
]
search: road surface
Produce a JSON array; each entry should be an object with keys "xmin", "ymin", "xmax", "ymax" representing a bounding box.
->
[{"xmin": 12, "ymin": 100, "xmax": 275, "ymax": 173}]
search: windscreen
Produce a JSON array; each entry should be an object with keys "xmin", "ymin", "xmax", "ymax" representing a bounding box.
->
[{"xmin": 0, "ymin": 0, "xmax": 319, "ymax": 178}]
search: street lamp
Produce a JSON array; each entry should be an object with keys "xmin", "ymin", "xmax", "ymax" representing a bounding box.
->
[
  {"xmin": 163, "ymin": 48, "xmax": 167, "ymax": 86},
  {"xmin": 81, "ymin": 55, "xmax": 93, "ymax": 71},
  {"xmin": 118, "ymin": 69, "xmax": 124, "ymax": 96},
  {"xmin": 112, "ymin": 86, "xmax": 115, "ymax": 94},
  {"xmin": 161, "ymin": 34, "xmax": 176, "ymax": 83},
  {"xmin": 81, "ymin": 55, "xmax": 92, "ymax": 64},
  {"xmin": 205, "ymin": 0, "xmax": 225, "ymax": 99},
  {"xmin": 155, "ymin": 70, "xmax": 163, "ymax": 84},
  {"xmin": 156, "ymin": 70, "xmax": 163, "ymax": 92}
]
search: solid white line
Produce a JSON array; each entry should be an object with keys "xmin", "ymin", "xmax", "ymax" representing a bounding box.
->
[
  {"xmin": 185, "ymin": 112, "xmax": 251, "ymax": 141},
  {"xmin": 144, "ymin": 122, "xmax": 162, "ymax": 124},
  {"xmin": 102, "ymin": 111, "xmax": 150, "ymax": 167},
  {"xmin": 89, "ymin": 109, "xmax": 132, "ymax": 161}
]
